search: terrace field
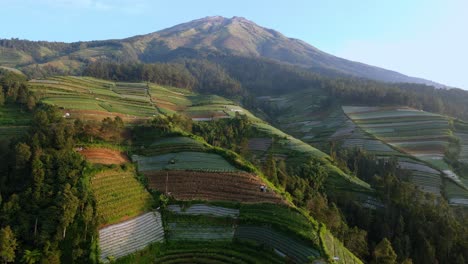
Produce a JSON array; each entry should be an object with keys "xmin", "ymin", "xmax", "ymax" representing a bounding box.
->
[
  {"xmin": 29, "ymin": 76, "xmax": 158, "ymax": 121},
  {"xmin": 115, "ymin": 241, "xmax": 286, "ymax": 264},
  {"xmin": 133, "ymin": 151, "xmax": 240, "ymax": 172},
  {"xmin": 0, "ymin": 105, "xmax": 31, "ymax": 140},
  {"xmin": 343, "ymin": 106, "xmax": 468, "ymax": 203},
  {"xmin": 146, "ymin": 171, "xmax": 284, "ymax": 204},
  {"xmin": 91, "ymin": 168, "xmax": 153, "ymax": 225},
  {"xmin": 99, "ymin": 211, "xmax": 164, "ymax": 262},
  {"xmin": 79, "ymin": 147, "xmax": 129, "ymax": 165}
]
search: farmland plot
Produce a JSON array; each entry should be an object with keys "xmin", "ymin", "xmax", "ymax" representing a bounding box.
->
[
  {"xmin": 455, "ymin": 132, "xmax": 468, "ymax": 164},
  {"xmin": 0, "ymin": 105, "xmax": 31, "ymax": 140},
  {"xmin": 133, "ymin": 151, "xmax": 239, "ymax": 172},
  {"xmin": 29, "ymin": 76, "xmax": 158, "ymax": 119},
  {"xmin": 344, "ymin": 107, "xmax": 459, "ymax": 175},
  {"xmin": 99, "ymin": 211, "xmax": 164, "ymax": 261},
  {"xmin": 235, "ymin": 226, "xmax": 320, "ymax": 263},
  {"xmin": 125, "ymin": 242, "xmax": 285, "ymax": 264},
  {"xmin": 167, "ymin": 222, "xmax": 235, "ymax": 242},
  {"xmin": 79, "ymin": 147, "xmax": 128, "ymax": 165},
  {"xmin": 146, "ymin": 171, "xmax": 284, "ymax": 204},
  {"xmin": 91, "ymin": 169, "xmax": 153, "ymax": 225},
  {"xmin": 168, "ymin": 204, "xmax": 239, "ymax": 218}
]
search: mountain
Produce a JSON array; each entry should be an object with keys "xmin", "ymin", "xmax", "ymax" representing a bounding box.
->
[{"xmin": 0, "ymin": 16, "xmax": 443, "ymax": 87}]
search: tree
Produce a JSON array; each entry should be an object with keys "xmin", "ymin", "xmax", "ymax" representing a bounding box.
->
[
  {"xmin": 57, "ymin": 184, "xmax": 79, "ymax": 239},
  {"xmin": 15, "ymin": 143, "xmax": 31, "ymax": 169},
  {"xmin": 0, "ymin": 226, "xmax": 17, "ymax": 264},
  {"xmin": 372, "ymin": 238, "xmax": 397, "ymax": 264},
  {"xmin": 21, "ymin": 249, "xmax": 41, "ymax": 264},
  {"xmin": 0, "ymin": 90, "xmax": 4, "ymax": 106}
]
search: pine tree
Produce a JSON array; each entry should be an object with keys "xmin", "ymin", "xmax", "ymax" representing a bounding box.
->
[
  {"xmin": 372, "ymin": 238, "xmax": 397, "ymax": 264},
  {"xmin": 0, "ymin": 226, "xmax": 17, "ymax": 263}
]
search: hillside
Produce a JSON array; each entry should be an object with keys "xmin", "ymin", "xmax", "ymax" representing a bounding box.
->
[
  {"xmin": 1, "ymin": 63, "xmax": 467, "ymax": 264},
  {"xmin": 0, "ymin": 16, "xmax": 442, "ymax": 87}
]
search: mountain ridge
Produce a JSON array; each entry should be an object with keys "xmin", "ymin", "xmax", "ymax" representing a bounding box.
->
[{"xmin": 0, "ymin": 15, "xmax": 444, "ymax": 87}]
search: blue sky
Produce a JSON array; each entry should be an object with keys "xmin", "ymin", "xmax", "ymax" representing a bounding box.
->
[{"xmin": 1, "ymin": 0, "xmax": 467, "ymax": 89}]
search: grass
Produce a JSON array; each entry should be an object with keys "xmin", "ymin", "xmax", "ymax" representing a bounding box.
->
[{"xmin": 91, "ymin": 168, "xmax": 153, "ymax": 225}]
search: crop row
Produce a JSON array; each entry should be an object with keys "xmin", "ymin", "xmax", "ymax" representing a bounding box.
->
[
  {"xmin": 92, "ymin": 170, "xmax": 153, "ymax": 225},
  {"xmin": 133, "ymin": 151, "xmax": 239, "ymax": 172},
  {"xmin": 168, "ymin": 204, "xmax": 240, "ymax": 218},
  {"xmin": 145, "ymin": 171, "xmax": 283, "ymax": 204},
  {"xmin": 234, "ymin": 226, "xmax": 320, "ymax": 263},
  {"xmin": 99, "ymin": 212, "xmax": 164, "ymax": 261},
  {"xmin": 146, "ymin": 242, "xmax": 285, "ymax": 264}
]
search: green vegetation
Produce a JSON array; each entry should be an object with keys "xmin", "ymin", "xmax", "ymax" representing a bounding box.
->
[
  {"xmin": 114, "ymin": 241, "xmax": 285, "ymax": 264},
  {"xmin": 29, "ymin": 76, "xmax": 158, "ymax": 118},
  {"xmin": 91, "ymin": 167, "xmax": 153, "ymax": 225},
  {"xmin": 239, "ymin": 203, "xmax": 319, "ymax": 245},
  {"xmin": 133, "ymin": 151, "xmax": 240, "ymax": 172}
]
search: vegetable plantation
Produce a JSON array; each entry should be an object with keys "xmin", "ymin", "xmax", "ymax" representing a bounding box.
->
[{"xmin": 91, "ymin": 169, "xmax": 153, "ymax": 225}]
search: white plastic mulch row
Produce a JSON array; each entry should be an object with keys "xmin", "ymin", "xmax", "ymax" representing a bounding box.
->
[
  {"xmin": 167, "ymin": 204, "xmax": 240, "ymax": 218},
  {"xmin": 99, "ymin": 211, "xmax": 164, "ymax": 261}
]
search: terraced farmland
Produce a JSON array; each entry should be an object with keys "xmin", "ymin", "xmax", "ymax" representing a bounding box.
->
[
  {"xmin": 0, "ymin": 105, "xmax": 31, "ymax": 140},
  {"xmin": 321, "ymin": 229, "xmax": 363, "ymax": 264},
  {"xmin": 146, "ymin": 171, "xmax": 284, "ymax": 204},
  {"xmin": 235, "ymin": 226, "xmax": 320, "ymax": 263},
  {"xmin": 167, "ymin": 221, "xmax": 235, "ymax": 242},
  {"xmin": 91, "ymin": 169, "xmax": 153, "ymax": 225},
  {"xmin": 168, "ymin": 204, "xmax": 240, "ymax": 218},
  {"xmin": 99, "ymin": 211, "xmax": 164, "ymax": 261},
  {"xmin": 445, "ymin": 181, "xmax": 468, "ymax": 206},
  {"xmin": 79, "ymin": 147, "xmax": 128, "ymax": 165},
  {"xmin": 239, "ymin": 203, "xmax": 319, "ymax": 244},
  {"xmin": 343, "ymin": 106, "xmax": 468, "ymax": 200},
  {"xmin": 116, "ymin": 242, "xmax": 285, "ymax": 264},
  {"xmin": 455, "ymin": 132, "xmax": 468, "ymax": 164},
  {"xmin": 343, "ymin": 106, "xmax": 450, "ymax": 167},
  {"xmin": 29, "ymin": 76, "xmax": 157, "ymax": 120},
  {"xmin": 136, "ymin": 137, "xmax": 208, "ymax": 156},
  {"xmin": 133, "ymin": 151, "xmax": 240, "ymax": 172},
  {"xmin": 148, "ymin": 84, "xmax": 192, "ymax": 114},
  {"xmin": 247, "ymin": 137, "xmax": 273, "ymax": 152}
]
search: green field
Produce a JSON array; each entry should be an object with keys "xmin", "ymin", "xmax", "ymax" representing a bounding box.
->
[
  {"xmin": 136, "ymin": 136, "xmax": 208, "ymax": 156},
  {"xmin": 91, "ymin": 168, "xmax": 153, "ymax": 225},
  {"xmin": 133, "ymin": 151, "xmax": 240, "ymax": 172},
  {"xmin": 114, "ymin": 241, "xmax": 285, "ymax": 264},
  {"xmin": 342, "ymin": 106, "xmax": 468, "ymax": 200},
  {"xmin": 29, "ymin": 76, "xmax": 158, "ymax": 118},
  {"xmin": 0, "ymin": 105, "xmax": 31, "ymax": 139},
  {"xmin": 239, "ymin": 203, "xmax": 320, "ymax": 245}
]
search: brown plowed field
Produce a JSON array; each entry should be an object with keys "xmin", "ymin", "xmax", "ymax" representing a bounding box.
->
[
  {"xmin": 80, "ymin": 148, "xmax": 129, "ymax": 165},
  {"xmin": 145, "ymin": 171, "xmax": 285, "ymax": 204}
]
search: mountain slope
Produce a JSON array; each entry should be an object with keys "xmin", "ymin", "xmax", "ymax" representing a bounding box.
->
[
  {"xmin": 0, "ymin": 16, "xmax": 442, "ymax": 86},
  {"xmin": 130, "ymin": 16, "xmax": 440, "ymax": 86}
]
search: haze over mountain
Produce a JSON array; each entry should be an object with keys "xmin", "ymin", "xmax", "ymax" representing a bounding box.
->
[{"xmin": 0, "ymin": 16, "xmax": 442, "ymax": 87}]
